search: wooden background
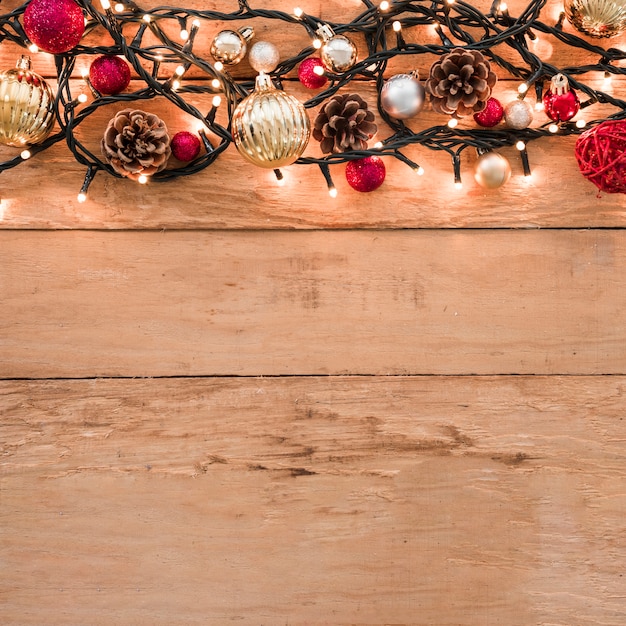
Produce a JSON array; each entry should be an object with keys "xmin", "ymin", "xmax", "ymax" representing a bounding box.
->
[{"xmin": 2, "ymin": 0, "xmax": 626, "ymax": 624}]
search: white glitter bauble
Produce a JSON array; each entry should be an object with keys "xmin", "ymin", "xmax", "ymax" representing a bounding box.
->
[
  {"xmin": 249, "ymin": 41, "xmax": 280, "ymax": 74},
  {"xmin": 504, "ymin": 99, "xmax": 534, "ymax": 130}
]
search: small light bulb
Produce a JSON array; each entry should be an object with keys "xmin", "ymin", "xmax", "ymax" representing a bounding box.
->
[
  {"xmin": 20, "ymin": 150, "xmax": 31, "ymax": 160},
  {"xmin": 138, "ymin": 174, "xmax": 148, "ymax": 184},
  {"xmin": 446, "ymin": 0, "xmax": 455, "ymax": 5},
  {"xmin": 549, "ymin": 124, "xmax": 559, "ymax": 133},
  {"xmin": 214, "ymin": 61, "xmax": 224, "ymax": 72},
  {"xmin": 77, "ymin": 192, "xmax": 87, "ymax": 203},
  {"xmin": 518, "ymin": 82, "xmax": 529, "ymax": 94},
  {"xmin": 80, "ymin": 67, "xmax": 89, "ymax": 78},
  {"xmin": 374, "ymin": 141, "xmax": 383, "ymax": 149},
  {"xmin": 175, "ymin": 65, "xmax": 185, "ymax": 76},
  {"xmin": 142, "ymin": 13, "xmax": 151, "ymax": 22},
  {"xmin": 576, "ymin": 119, "xmax": 586, "ymax": 128},
  {"xmin": 211, "ymin": 78, "xmax": 220, "ymax": 89},
  {"xmin": 212, "ymin": 95, "xmax": 221, "ymax": 107},
  {"xmin": 313, "ymin": 39, "xmax": 322, "ymax": 49},
  {"xmin": 100, "ymin": 0, "xmax": 110, "ymax": 10},
  {"xmin": 380, "ymin": 1, "xmax": 390, "ymax": 11},
  {"xmin": 454, "ymin": 181, "xmax": 463, "ymax": 189},
  {"xmin": 516, "ymin": 140, "xmax": 526, "ymax": 150},
  {"xmin": 393, "ymin": 21, "xmax": 402, "ymax": 32},
  {"xmin": 28, "ymin": 44, "xmax": 39, "ymax": 54},
  {"xmin": 329, "ymin": 187, "xmax": 338, "ymax": 198},
  {"xmin": 448, "ymin": 118, "xmax": 458, "ymax": 128},
  {"xmin": 499, "ymin": 1, "xmax": 508, "ymax": 11},
  {"xmin": 294, "ymin": 7, "xmax": 303, "ymax": 18},
  {"xmin": 192, "ymin": 19, "xmax": 200, "ymax": 28},
  {"xmin": 313, "ymin": 65, "xmax": 325, "ymax": 76},
  {"xmin": 416, "ymin": 166, "xmax": 425, "ymax": 176},
  {"xmin": 172, "ymin": 79, "xmax": 180, "ymax": 90},
  {"xmin": 114, "ymin": 3, "xmax": 124, "ymax": 11},
  {"xmin": 180, "ymin": 29, "xmax": 189, "ymax": 41},
  {"xmin": 534, "ymin": 102, "xmax": 545, "ymax": 111},
  {"xmin": 77, "ymin": 93, "xmax": 88, "ymax": 103}
]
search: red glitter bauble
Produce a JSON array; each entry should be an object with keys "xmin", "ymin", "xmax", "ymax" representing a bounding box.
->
[
  {"xmin": 171, "ymin": 131, "xmax": 201, "ymax": 162},
  {"xmin": 298, "ymin": 58, "xmax": 328, "ymax": 90},
  {"xmin": 345, "ymin": 156, "xmax": 386, "ymax": 192},
  {"xmin": 23, "ymin": 0, "xmax": 85, "ymax": 54},
  {"xmin": 575, "ymin": 120, "xmax": 626, "ymax": 194},
  {"xmin": 543, "ymin": 88, "xmax": 580, "ymax": 122},
  {"xmin": 473, "ymin": 97, "xmax": 504, "ymax": 127},
  {"xmin": 89, "ymin": 55, "xmax": 131, "ymax": 95}
]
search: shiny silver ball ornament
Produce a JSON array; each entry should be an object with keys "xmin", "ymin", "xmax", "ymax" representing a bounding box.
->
[
  {"xmin": 474, "ymin": 152, "xmax": 511, "ymax": 189},
  {"xmin": 248, "ymin": 41, "xmax": 280, "ymax": 74},
  {"xmin": 380, "ymin": 72, "xmax": 425, "ymax": 119},
  {"xmin": 504, "ymin": 98, "xmax": 534, "ymax": 130},
  {"xmin": 317, "ymin": 24, "xmax": 357, "ymax": 73},
  {"xmin": 232, "ymin": 73, "xmax": 311, "ymax": 168},
  {"xmin": 210, "ymin": 27, "xmax": 254, "ymax": 65}
]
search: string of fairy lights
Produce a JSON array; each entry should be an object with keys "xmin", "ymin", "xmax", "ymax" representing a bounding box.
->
[{"xmin": 1, "ymin": 0, "xmax": 626, "ymax": 199}]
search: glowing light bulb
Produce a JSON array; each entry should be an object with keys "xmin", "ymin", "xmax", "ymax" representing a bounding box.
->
[
  {"xmin": 212, "ymin": 95, "xmax": 222, "ymax": 107},
  {"xmin": 211, "ymin": 78, "xmax": 220, "ymax": 89},
  {"xmin": 534, "ymin": 101, "xmax": 545, "ymax": 111},
  {"xmin": 172, "ymin": 79, "xmax": 180, "ymax": 90},
  {"xmin": 28, "ymin": 44, "xmax": 39, "ymax": 54},
  {"xmin": 142, "ymin": 13, "xmax": 151, "ymax": 22},
  {"xmin": 416, "ymin": 166, "xmax": 425, "ymax": 176},
  {"xmin": 516, "ymin": 140, "xmax": 526, "ymax": 150},
  {"xmin": 329, "ymin": 187, "xmax": 338, "ymax": 198},
  {"xmin": 393, "ymin": 21, "xmax": 402, "ymax": 32},
  {"xmin": 374, "ymin": 141, "xmax": 383, "ymax": 149},
  {"xmin": 294, "ymin": 7, "xmax": 303, "ymax": 18},
  {"xmin": 454, "ymin": 181, "xmax": 463, "ymax": 189},
  {"xmin": 77, "ymin": 192, "xmax": 87, "ymax": 203},
  {"xmin": 313, "ymin": 39, "xmax": 322, "ymax": 49},
  {"xmin": 518, "ymin": 82, "xmax": 529, "ymax": 94},
  {"xmin": 576, "ymin": 119, "xmax": 586, "ymax": 128},
  {"xmin": 175, "ymin": 65, "xmax": 185, "ymax": 76},
  {"xmin": 499, "ymin": 1, "xmax": 508, "ymax": 11},
  {"xmin": 100, "ymin": 0, "xmax": 110, "ymax": 10},
  {"xmin": 114, "ymin": 3, "xmax": 124, "ymax": 11},
  {"xmin": 214, "ymin": 61, "xmax": 224, "ymax": 72},
  {"xmin": 138, "ymin": 174, "xmax": 148, "ymax": 184},
  {"xmin": 192, "ymin": 19, "xmax": 200, "ymax": 28},
  {"xmin": 380, "ymin": 1, "xmax": 390, "ymax": 11},
  {"xmin": 548, "ymin": 124, "xmax": 559, "ymax": 133},
  {"xmin": 20, "ymin": 150, "xmax": 31, "ymax": 160},
  {"xmin": 180, "ymin": 29, "xmax": 189, "ymax": 40},
  {"xmin": 77, "ymin": 93, "xmax": 88, "ymax": 103},
  {"xmin": 313, "ymin": 65, "xmax": 325, "ymax": 76},
  {"xmin": 448, "ymin": 118, "xmax": 458, "ymax": 128}
]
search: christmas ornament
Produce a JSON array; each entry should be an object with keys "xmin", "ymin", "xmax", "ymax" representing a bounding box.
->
[
  {"xmin": 575, "ymin": 120, "xmax": 626, "ymax": 193},
  {"xmin": 89, "ymin": 55, "xmax": 131, "ymax": 95},
  {"xmin": 101, "ymin": 109, "xmax": 171, "ymax": 180},
  {"xmin": 210, "ymin": 27, "xmax": 254, "ymax": 65},
  {"xmin": 248, "ymin": 41, "xmax": 280, "ymax": 74},
  {"xmin": 504, "ymin": 98, "xmax": 534, "ymax": 129},
  {"xmin": 474, "ymin": 152, "xmax": 511, "ymax": 189},
  {"xmin": 298, "ymin": 58, "xmax": 328, "ymax": 90},
  {"xmin": 313, "ymin": 93, "xmax": 377, "ymax": 154},
  {"xmin": 171, "ymin": 131, "xmax": 201, "ymax": 162},
  {"xmin": 232, "ymin": 72, "xmax": 310, "ymax": 168},
  {"xmin": 565, "ymin": 0, "xmax": 626, "ymax": 37},
  {"xmin": 426, "ymin": 48, "xmax": 497, "ymax": 117},
  {"xmin": 473, "ymin": 96, "xmax": 504, "ymax": 127},
  {"xmin": 23, "ymin": 0, "xmax": 85, "ymax": 54},
  {"xmin": 0, "ymin": 56, "xmax": 55, "ymax": 147},
  {"xmin": 380, "ymin": 71, "xmax": 425, "ymax": 120},
  {"xmin": 543, "ymin": 74, "xmax": 580, "ymax": 122},
  {"xmin": 317, "ymin": 24, "xmax": 357, "ymax": 74},
  {"xmin": 345, "ymin": 156, "xmax": 386, "ymax": 192}
]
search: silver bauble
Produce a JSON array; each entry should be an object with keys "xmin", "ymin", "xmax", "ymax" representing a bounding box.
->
[
  {"xmin": 504, "ymin": 99, "xmax": 534, "ymax": 130},
  {"xmin": 474, "ymin": 152, "xmax": 511, "ymax": 189},
  {"xmin": 248, "ymin": 41, "xmax": 280, "ymax": 74},
  {"xmin": 210, "ymin": 27, "xmax": 254, "ymax": 65},
  {"xmin": 320, "ymin": 35, "xmax": 357, "ymax": 73},
  {"xmin": 232, "ymin": 73, "xmax": 310, "ymax": 168},
  {"xmin": 380, "ymin": 72, "xmax": 425, "ymax": 119},
  {"xmin": 565, "ymin": 0, "xmax": 626, "ymax": 37}
]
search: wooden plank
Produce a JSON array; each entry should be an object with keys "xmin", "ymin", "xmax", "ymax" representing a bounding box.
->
[
  {"xmin": 1, "ymin": 229, "xmax": 625, "ymax": 378},
  {"xmin": 1, "ymin": 78, "xmax": 625, "ymax": 230},
  {"xmin": 2, "ymin": 375, "xmax": 625, "ymax": 625}
]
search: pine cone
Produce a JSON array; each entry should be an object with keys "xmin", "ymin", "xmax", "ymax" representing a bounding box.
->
[
  {"xmin": 102, "ymin": 109, "xmax": 171, "ymax": 180},
  {"xmin": 426, "ymin": 48, "xmax": 497, "ymax": 117},
  {"xmin": 313, "ymin": 93, "xmax": 377, "ymax": 154}
]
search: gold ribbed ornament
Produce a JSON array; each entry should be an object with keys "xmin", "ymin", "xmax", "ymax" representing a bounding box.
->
[
  {"xmin": 232, "ymin": 73, "xmax": 310, "ymax": 168},
  {"xmin": 565, "ymin": 0, "xmax": 626, "ymax": 37},
  {"xmin": 0, "ymin": 56, "xmax": 55, "ymax": 147}
]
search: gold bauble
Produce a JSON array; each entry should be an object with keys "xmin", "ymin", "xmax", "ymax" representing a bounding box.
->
[
  {"xmin": 232, "ymin": 73, "xmax": 310, "ymax": 168},
  {"xmin": 0, "ymin": 56, "xmax": 55, "ymax": 147},
  {"xmin": 565, "ymin": 0, "xmax": 626, "ymax": 37}
]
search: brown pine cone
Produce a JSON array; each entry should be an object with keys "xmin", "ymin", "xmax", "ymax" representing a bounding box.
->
[
  {"xmin": 102, "ymin": 109, "xmax": 171, "ymax": 180},
  {"xmin": 426, "ymin": 48, "xmax": 497, "ymax": 117},
  {"xmin": 313, "ymin": 93, "xmax": 377, "ymax": 154}
]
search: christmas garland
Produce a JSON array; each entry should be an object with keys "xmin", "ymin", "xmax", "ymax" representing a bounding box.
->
[{"xmin": 1, "ymin": 0, "xmax": 626, "ymax": 198}]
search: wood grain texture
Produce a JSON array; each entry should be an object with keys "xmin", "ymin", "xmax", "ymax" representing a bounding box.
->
[
  {"xmin": 2, "ymin": 375, "xmax": 625, "ymax": 625},
  {"xmin": 1, "ymin": 228, "xmax": 625, "ymax": 378}
]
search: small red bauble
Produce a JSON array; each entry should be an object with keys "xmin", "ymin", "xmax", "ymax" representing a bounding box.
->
[
  {"xmin": 171, "ymin": 131, "xmax": 201, "ymax": 162},
  {"xmin": 345, "ymin": 156, "xmax": 386, "ymax": 192},
  {"xmin": 23, "ymin": 0, "xmax": 85, "ymax": 54},
  {"xmin": 543, "ymin": 73, "xmax": 580, "ymax": 122},
  {"xmin": 575, "ymin": 120, "xmax": 626, "ymax": 194},
  {"xmin": 473, "ymin": 97, "xmax": 504, "ymax": 127},
  {"xmin": 298, "ymin": 58, "xmax": 328, "ymax": 90},
  {"xmin": 89, "ymin": 55, "xmax": 131, "ymax": 95}
]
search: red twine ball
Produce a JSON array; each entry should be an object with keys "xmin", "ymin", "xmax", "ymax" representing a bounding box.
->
[
  {"xmin": 575, "ymin": 120, "xmax": 626, "ymax": 194},
  {"xmin": 473, "ymin": 97, "xmax": 504, "ymax": 127},
  {"xmin": 89, "ymin": 55, "xmax": 131, "ymax": 95},
  {"xmin": 345, "ymin": 156, "xmax": 386, "ymax": 192},
  {"xmin": 298, "ymin": 58, "xmax": 328, "ymax": 90},
  {"xmin": 23, "ymin": 0, "xmax": 85, "ymax": 54},
  {"xmin": 171, "ymin": 131, "xmax": 201, "ymax": 162}
]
